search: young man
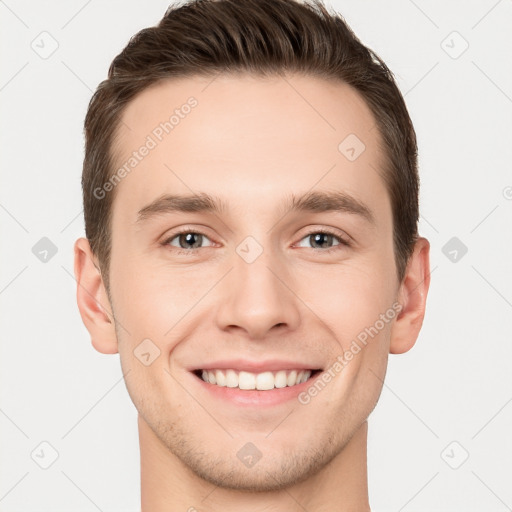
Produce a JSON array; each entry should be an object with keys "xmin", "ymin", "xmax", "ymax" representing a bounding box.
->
[{"xmin": 74, "ymin": 0, "xmax": 430, "ymax": 510}]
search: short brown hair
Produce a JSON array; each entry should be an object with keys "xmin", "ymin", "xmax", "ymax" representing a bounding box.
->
[{"xmin": 82, "ymin": 0, "xmax": 419, "ymax": 294}]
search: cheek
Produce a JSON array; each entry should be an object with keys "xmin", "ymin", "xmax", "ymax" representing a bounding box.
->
[
  {"xmin": 110, "ymin": 258, "xmax": 219, "ymax": 394},
  {"xmin": 296, "ymin": 261, "xmax": 395, "ymax": 339},
  {"xmin": 110, "ymin": 265, "xmax": 191, "ymax": 415},
  {"xmin": 294, "ymin": 261, "xmax": 395, "ymax": 406},
  {"xmin": 110, "ymin": 255, "xmax": 195, "ymax": 334}
]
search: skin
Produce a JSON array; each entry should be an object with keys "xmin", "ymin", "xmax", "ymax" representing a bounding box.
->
[{"xmin": 74, "ymin": 73, "xmax": 430, "ymax": 511}]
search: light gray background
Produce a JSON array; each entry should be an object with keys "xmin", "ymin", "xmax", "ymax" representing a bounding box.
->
[{"xmin": 1, "ymin": 0, "xmax": 511, "ymax": 510}]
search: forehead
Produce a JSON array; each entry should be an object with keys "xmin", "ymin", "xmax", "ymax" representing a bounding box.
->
[{"xmin": 110, "ymin": 73, "xmax": 389, "ymax": 225}]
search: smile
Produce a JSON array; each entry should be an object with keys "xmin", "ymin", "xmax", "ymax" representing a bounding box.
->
[{"xmin": 196, "ymin": 369, "xmax": 320, "ymax": 390}]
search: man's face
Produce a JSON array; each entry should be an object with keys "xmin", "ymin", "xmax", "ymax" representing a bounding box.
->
[{"xmin": 106, "ymin": 73, "xmax": 399, "ymax": 490}]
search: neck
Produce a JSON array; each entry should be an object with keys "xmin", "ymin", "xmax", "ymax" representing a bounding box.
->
[{"xmin": 140, "ymin": 415, "xmax": 370, "ymax": 512}]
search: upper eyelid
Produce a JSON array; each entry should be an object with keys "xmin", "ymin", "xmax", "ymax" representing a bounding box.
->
[{"xmin": 164, "ymin": 227, "xmax": 215, "ymax": 242}]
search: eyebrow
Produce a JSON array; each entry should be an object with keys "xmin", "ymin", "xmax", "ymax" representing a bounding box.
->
[{"xmin": 136, "ymin": 190, "xmax": 375, "ymax": 225}]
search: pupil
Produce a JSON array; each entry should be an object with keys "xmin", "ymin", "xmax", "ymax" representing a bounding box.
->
[
  {"xmin": 181, "ymin": 233, "xmax": 201, "ymax": 249},
  {"xmin": 313, "ymin": 233, "xmax": 331, "ymax": 248}
]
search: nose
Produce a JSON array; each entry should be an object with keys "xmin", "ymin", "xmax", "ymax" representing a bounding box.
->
[{"xmin": 215, "ymin": 245, "xmax": 301, "ymax": 340}]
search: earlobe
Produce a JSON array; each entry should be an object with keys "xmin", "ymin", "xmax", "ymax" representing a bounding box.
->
[
  {"xmin": 389, "ymin": 237, "xmax": 431, "ymax": 354},
  {"xmin": 73, "ymin": 237, "xmax": 118, "ymax": 354}
]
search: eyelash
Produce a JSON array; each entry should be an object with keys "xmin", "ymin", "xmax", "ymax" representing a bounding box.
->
[{"xmin": 162, "ymin": 227, "xmax": 350, "ymax": 256}]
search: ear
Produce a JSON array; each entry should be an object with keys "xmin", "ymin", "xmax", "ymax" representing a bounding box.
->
[
  {"xmin": 389, "ymin": 237, "xmax": 430, "ymax": 354},
  {"xmin": 73, "ymin": 237, "xmax": 118, "ymax": 354}
]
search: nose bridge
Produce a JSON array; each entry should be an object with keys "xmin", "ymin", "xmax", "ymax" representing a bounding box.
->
[{"xmin": 216, "ymin": 235, "xmax": 301, "ymax": 338}]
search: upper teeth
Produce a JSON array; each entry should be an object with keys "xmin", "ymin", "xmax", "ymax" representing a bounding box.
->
[{"xmin": 201, "ymin": 369, "xmax": 312, "ymax": 390}]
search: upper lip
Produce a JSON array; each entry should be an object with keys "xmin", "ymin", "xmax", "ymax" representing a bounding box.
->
[{"xmin": 191, "ymin": 359, "xmax": 322, "ymax": 373}]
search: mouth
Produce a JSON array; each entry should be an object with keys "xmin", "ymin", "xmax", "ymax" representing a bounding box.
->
[
  {"xmin": 192, "ymin": 368, "xmax": 322, "ymax": 390},
  {"xmin": 188, "ymin": 359, "xmax": 324, "ymax": 407}
]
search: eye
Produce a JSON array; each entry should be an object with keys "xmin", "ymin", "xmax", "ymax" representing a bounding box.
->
[
  {"xmin": 161, "ymin": 227, "xmax": 350, "ymax": 255},
  {"xmin": 163, "ymin": 229, "xmax": 214, "ymax": 253},
  {"xmin": 295, "ymin": 229, "xmax": 350, "ymax": 252}
]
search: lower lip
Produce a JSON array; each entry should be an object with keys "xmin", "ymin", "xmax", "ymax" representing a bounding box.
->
[{"xmin": 191, "ymin": 372, "xmax": 320, "ymax": 407}]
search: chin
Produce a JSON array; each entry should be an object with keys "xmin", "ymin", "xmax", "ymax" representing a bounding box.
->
[{"xmin": 169, "ymin": 435, "xmax": 344, "ymax": 493}]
